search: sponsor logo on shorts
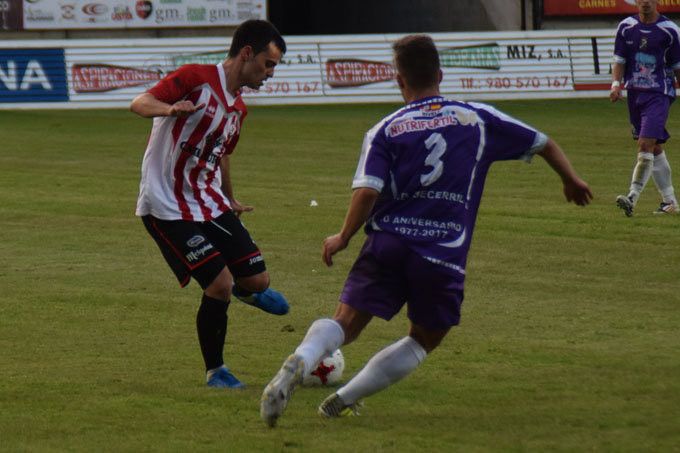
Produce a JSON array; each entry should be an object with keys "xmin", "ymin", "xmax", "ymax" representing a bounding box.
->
[
  {"xmin": 249, "ymin": 255, "xmax": 263, "ymax": 265},
  {"xmin": 187, "ymin": 235, "xmax": 205, "ymax": 247},
  {"xmin": 186, "ymin": 244, "xmax": 214, "ymax": 263}
]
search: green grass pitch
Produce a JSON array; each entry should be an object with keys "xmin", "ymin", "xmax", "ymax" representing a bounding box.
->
[{"xmin": 0, "ymin": 99, "xmax": 678, "ymax": 451}]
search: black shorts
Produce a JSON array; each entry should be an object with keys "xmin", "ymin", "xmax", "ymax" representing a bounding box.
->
[{"xmin": 142, "ymin": 211, "xmax": 266, "ymax": 289}]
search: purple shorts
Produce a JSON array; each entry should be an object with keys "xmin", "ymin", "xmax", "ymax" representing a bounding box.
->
[
  {"xmin": 627, "ymin": 90, "xmax": 672, "ymax": 143},
  {"xmin": 340, "ymin": 232, "xmax": 464, "ymax": 330}
]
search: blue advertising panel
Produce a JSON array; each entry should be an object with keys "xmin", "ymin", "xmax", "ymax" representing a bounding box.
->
[{"xmin": 0, "ymin": 48, "xmax": 68, "ymax": 102}]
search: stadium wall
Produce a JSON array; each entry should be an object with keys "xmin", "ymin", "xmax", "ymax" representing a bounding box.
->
[{"xmin": 0, "ymin": 29, "xmax": 617, "ymax": 109}]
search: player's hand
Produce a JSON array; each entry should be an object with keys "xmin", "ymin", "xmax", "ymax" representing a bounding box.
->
[
  {"xmin": 609, "ymin": 87, "xmax": 622, "ymax": 103},
  {"xmin": 169, "ymin": 101, "xmax": 205, "ymax": 118},
  {"xmin": 322, "ymin": 233, "xmax": 348, "ymax": 267},
  {"xmin": 563, "ymin": 177, "xmax": 593, "ymax": 206},
  {"xmin": 230, "ymin": 199, "xmax": 254, "ymax": 217}
]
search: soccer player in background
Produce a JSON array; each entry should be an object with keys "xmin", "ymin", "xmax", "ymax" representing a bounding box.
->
[
  {"xmin": 130, "ymin": 20, "xmax": 289, "ymax": 389},
  {"xmin": 260, "ymin": 34, "xmax": 593, "ymax": 426},
  {"xmin": 611, "ymin": 0, "xmax": 680, "ymax": 216}
]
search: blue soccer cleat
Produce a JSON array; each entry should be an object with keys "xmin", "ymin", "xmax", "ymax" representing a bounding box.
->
[
  {"xmin": 234, "ymin": 287, "xmax": 289, "ymax": 315},
  {"xmin": 207, "ymin": 366, "xmax": 245, "ymax": 389}
]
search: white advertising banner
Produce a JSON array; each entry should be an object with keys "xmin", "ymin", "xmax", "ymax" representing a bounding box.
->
[
  {"xmin": 0, "ymin": 29, "xmax": 618, "ymax": 108},
  {"xmin": 22, "ymin": 0, "xmax": 266, "ymax": 30}
]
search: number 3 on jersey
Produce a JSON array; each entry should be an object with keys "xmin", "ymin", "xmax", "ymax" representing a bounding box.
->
[{"xmin": 420, "ymin": 132, "xmax": 447, "ymax": 186}]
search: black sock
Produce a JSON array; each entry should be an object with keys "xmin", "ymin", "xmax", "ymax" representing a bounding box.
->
[{"xmin": 196, "ymin": 294, "xmax": 229, "ymax": 371}]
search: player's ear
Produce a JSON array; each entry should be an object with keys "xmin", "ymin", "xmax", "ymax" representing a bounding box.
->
[
  {"xmin": 240, "ymin": 45, "xmax": 254, "ymax": 61},
  {"xmin": 438, "ymin": 69, "xmax": 443, "ymax": 84}
]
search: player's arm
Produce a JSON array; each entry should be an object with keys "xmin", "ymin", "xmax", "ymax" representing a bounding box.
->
[
  {"xmin": 218, "ymin": 154, "xmax": 253, "ymax": 216},
  {"xmin": 130, "ymin": 92, "xmax": 205, "ymax": 118},
  {"xmin": 610, "ymin": 62, "xmax": 625, "ymax": 102},
  {"xmin": 537, "ymin": 138, "xmax": 593, "ymax": 206},
  {"xmin": 323, "ymin": 188, "xmax": 379, "ymax": 266}
]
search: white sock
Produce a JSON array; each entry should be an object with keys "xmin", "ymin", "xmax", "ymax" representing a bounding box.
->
[
  {"xmin": 294, "ymin": 319, "xmax": 345, "ymax": 376},
  {"xmin": 628, "ymin": 152, "xmax": 655, "ymax": 204},
  {"xmin": 337, "ymin": 336, "xmax": 426, "ymax": 405},
  {"xmin": 652, "ymin": 152, "xmax": 678, "ymax": 205}
]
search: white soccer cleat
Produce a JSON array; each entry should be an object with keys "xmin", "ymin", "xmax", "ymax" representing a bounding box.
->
[
  {"xmin": 652, "ymin": 202, "xmax": 679, "ymax": 215},
  {"xmin": 616, "ymin": 195, "xmax": 634, "ymax": 217},
  {"xmin": 260, "ymin": 354, "xmax": 305, "ymax": 427}
]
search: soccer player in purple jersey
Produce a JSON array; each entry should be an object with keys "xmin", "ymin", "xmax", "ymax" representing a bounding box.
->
[
  {"xmin": 611, "ymin": 0, "xmax": 680, "ymax": 216},
  {"xmin": 260, "ymin": 34, "xmax": 592, "ymax": 426}
]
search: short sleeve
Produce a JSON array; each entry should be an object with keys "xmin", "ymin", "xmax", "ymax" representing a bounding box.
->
[
  {"xmin": 469, "ymin": 102, "xmax": 547, "ymax": 163},
  {"xmin": 148, "ymin": 65, "xmax": 200, "ymax": 104},
  {"xmin": 666, "ymin": 26, "xmax": 680, "ymax": 69},
  {"xmin": 613, "ymin": 23, "xmax": 627, "ymax": 64},
  {"xmin": 352, "ymin": 124, "xmax": 391, "ymax": 191}
]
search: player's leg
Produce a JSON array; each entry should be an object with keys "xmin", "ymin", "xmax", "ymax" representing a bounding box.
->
[
  {"xmin": 642, "ymin": 94, "xmax": 677, "ymax": 214},
  {"xmin": 260, "ymin": 303, "xmax": 371, "ymax": 427},
  {"xmin": 205, "ymin": 211, "xmax": 289, "ymax": 315},
  {"xmin": 617, "ymin": 93, "xmax": 648, "ymax": 216},
  {"xmin": 652, "ymin": 148, "xmax": 679, "ymax": 213},
  {"xmin": 319, "ymin": 245, "xmax": 460, "ymax": 417},
  {"xmin": 199, "ymin": 267, "xmax": 245, "ymax": 388},
  {"xmin": 618, "ymin": 93, "xmax": 672, "ymax": 215},
  {"xmin": 261, "ymin": 233, "xmax": 402, "ymax": 427},
  {"xmin": 141, "ymin": 215, "xmax": 242, "ymax": 388},
  {"xmin": 632, "ymin": 138, "xmax": 656, "ymax": 199},
  {"xmin": 319, "ymin": 323, "xmax": 446, "ymax": 418}
]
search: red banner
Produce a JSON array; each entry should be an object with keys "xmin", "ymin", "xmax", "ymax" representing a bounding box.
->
[
  {"xmin": 544, "ymin": 0, "xmax": 680, "ymax": 16},
  {"xmin": 71, "ymin": 64, "xmax": 162, "ymax": 93},
  {"xmin": 325, "ymin": 59, "xmax": 395, "ymax": 88}
]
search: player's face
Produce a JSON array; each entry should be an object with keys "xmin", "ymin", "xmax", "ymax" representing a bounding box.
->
[
  {"xmin": 636, "ymin": 0, "xmax": 657, "ymax": 14},
  {"xmin": 242, "ymin": 42, "xmax": 282, "ymax": 90}
]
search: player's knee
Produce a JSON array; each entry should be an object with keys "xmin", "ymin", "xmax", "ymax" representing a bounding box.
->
[
  {"xmin": 204, "ymin": 269, "xmax": 233, "ymax": 301},
  {"xmin": 638, "ymin": 140, "xmax": 656, "ymax": 153},
  {"xmin": 409, "ymin": 328, "xmax": 449, "ymax": 353},
  {"xmin": 637, "ymin": 151, "xmax": 655, "ymax": 163}
]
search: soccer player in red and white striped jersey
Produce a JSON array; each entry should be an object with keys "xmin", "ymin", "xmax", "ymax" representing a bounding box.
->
[{"xmin": 131, "ymin": 20, "xmax": 289, "ymax": 389}]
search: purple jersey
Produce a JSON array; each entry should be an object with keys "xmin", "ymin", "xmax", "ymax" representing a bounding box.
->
[
  {"xmin": 352, "ymin": 96, "xmax": 547, "ymax": 281},
  {"xmin": 613, "ymin": 15, "xmax": 680, "ymax": 97}
]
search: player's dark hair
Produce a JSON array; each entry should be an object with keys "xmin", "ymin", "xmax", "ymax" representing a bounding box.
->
[
  {"xmin": 228, "ymin": 19, "xmax": 286, "ymax": 58},
  {"xmin": 392, "ymin": 35, "xmax": 440, "ymax": 90}
]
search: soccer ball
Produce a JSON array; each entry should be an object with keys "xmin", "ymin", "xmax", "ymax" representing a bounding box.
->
[{"xmin": 302, "ymin": 349, "xmax": 345, "ymax": 386}]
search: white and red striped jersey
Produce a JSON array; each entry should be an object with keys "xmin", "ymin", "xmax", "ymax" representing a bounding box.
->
[{"xmin": 135, "ymin": 64, "xmax": 248, "ymax": 221}]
